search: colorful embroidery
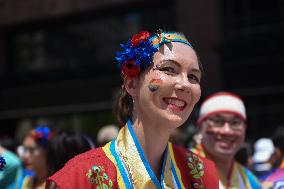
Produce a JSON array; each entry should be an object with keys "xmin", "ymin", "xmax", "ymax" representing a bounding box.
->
[
  {"xmin": 86, "ymin": 165, "xmax": 113, "ymax": 189},
  {"xmin": 0, "ymin": 156, "xmax": 6, "ymax": 171},
  {"xmin": 157, "ymin": 29, "xmax": 173, "ymax": 44},
  {"xmin": 188, "ymin": 153, "xmax": 205, "ymax": 189}
]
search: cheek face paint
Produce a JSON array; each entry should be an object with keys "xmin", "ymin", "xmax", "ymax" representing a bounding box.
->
[{"xmin": 148, "ymin": 78, "xmax": 163, "ymax": 92}]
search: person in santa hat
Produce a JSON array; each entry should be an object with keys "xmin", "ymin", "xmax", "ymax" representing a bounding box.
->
[{"xmin": 191, "ymin": 91, "xmax": 262, "ymax": 189}]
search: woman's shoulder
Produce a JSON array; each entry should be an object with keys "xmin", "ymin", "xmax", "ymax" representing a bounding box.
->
[
  {"xmin": 48, "ymin": 147, "xmax": 107, "ymax": 179},
  {"xmin": 66, "ymin": 147, "xmax": 104, "ymax": 163},
  {"xmin": 47, "ymin": 147, "xmax": 118, "ymax": 189}
]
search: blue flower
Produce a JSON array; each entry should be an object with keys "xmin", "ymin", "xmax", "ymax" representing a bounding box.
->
[
  {"xmin": 115, "ymin": 31, "xmax": 158, "ymax": 78},
  {"xmin": 0, "ymin": 156, "xmax": 6, "ymax": 171}
]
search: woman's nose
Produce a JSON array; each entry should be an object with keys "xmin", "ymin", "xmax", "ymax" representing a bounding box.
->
[{"xmin": 174, "ymin": 74, "xmax": 190, "ymax": 92}]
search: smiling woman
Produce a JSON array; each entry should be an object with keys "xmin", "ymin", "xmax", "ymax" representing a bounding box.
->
[{"xmin": 46, "ymin": 30, "xmax": 219, "ymax": 189}]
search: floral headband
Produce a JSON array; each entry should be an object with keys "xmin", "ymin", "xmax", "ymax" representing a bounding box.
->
[
  {"xmin": 115, "ymin": 30, "xmax": 193, "ymax": 78},
  {"xmin": 0, "ymin": 156, "xmax": 5, "ymax": 171},
  {"xmin": 31, "ymin": 126, "xmax": 53, "ymax": 147}
]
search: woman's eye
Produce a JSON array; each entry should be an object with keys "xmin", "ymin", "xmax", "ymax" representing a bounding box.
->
[
  {"xmin": 158, "ymin": 66, "xmax": 175, "ymax": 74},
  {"xmin": 188, "ymin": 74, "xmax": 200, "ymax": 84}
]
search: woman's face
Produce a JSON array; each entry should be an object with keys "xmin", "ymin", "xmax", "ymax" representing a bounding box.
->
[
  {"xmin": 201, "ymin": 113, "xmax": 246, "ymax": 159},
  {"xmin": 22, "ymin": 136, "xmax": 47, "ymax": 173},
  {"xmin": 132, "ymin": 42, "xmax": 201, "ymax": 128}
]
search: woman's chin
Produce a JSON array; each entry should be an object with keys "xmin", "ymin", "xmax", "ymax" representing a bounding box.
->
[{"xmin": 163, "ymin": 114, "xmax": 187, "ymax": 128}]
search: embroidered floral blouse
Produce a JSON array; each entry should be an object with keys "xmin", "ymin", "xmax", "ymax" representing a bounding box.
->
[{"xmin": 46, "ymin": 121, "xmax": 218, "ymax": 189}]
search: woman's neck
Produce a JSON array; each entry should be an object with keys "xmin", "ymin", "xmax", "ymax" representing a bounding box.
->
[{"xmin": 132, "ymin": 118, "xmax": 171, "ymax": 178}]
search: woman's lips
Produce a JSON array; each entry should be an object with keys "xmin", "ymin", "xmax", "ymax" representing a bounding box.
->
[{"xmin": 163, "ymin": 97, "xmax": 187, "ymax": 111}]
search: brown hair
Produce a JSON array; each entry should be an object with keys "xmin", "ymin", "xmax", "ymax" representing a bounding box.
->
[{"xmin": 113, "ymin": 87, "xmax": 133, "ymax": 126}]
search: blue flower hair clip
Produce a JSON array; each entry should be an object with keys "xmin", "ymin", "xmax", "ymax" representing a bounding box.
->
[
  {"xmin": 0, "ymin": 156, "xmax": 6, "ymax": 171},
  {"xmin": 115, "ymin": 29, "xmax": 193, "ymax": 78},
  {"xmin": 115, "ymin": 31, "xmax": 157, "ymax": 78},
  {"xmin": 31, "ymin": 125, "xmax": 53, "ymax": 147}
]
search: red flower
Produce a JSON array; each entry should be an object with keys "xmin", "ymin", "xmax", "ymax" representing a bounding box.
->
[
  {"xmin": 131, "ymin": 31, "xmax": 150, "ymax": 46},
  {"xmin": 122, "ymin": 60, "xmax": 140, "ymax": 78}
]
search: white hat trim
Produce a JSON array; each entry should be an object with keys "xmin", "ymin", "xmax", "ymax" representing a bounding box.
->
[{"xmin": 198, "ymin": 92, "xmax": 246, "ymax": 124}]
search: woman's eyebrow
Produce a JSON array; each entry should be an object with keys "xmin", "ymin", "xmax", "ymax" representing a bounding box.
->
[
  {"xmin": 160, "ymin": 59, "xmax": 181, "ymax": 67},
  {"xmin": 192, "ymin": 68, "xmax": 201, "ymax": 75},
  {"xmin": 160, "ymin": 59, "xmax": 201, "ymax": 75}
]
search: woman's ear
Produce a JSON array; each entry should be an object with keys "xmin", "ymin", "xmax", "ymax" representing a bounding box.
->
[{"xmin": 124, "ymin": 77, "xmax": 139, "ymax": 98}]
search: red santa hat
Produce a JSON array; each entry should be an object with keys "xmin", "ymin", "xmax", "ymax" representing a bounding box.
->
[{"xmin": 197, "ymin": 92, "xmax": 246, "ymax": 125}]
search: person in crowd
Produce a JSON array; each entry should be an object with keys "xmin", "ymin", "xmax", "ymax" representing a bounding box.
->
[
  {"xmin": 47, "ymin": 131, "xmax": 95, "ymax": 176},
  {"xmin": 21, "ymin": 125, "xmax": 52, "ymax": 189},
  {"xmin": 184, "ymin": 123, "xmax": 202, "ymax": 149},
  {"xmin": 46, "ymin": 29, "xmax": 219, "ymax": 189},
  {"xmin": 96, "ymin": 124, "xmax": 119, "ymax": 147},
  {"xmin": 0, "ymin": 145, "xmax": 23, "ymax": 189},
  {"xmin": 191, "ymin": 91, "xmax": 262, "ymax": 188},
  {"xmin": 261, "ymin": 127, "xmax": 284, "ymax": 189},
  {"xmin": 169, "ymin": 127, "xmax": 187, "ymax": 147},
  {"xmin": 235, "ymin": 141, "xmax": 254, "ymax": 170},
  {"xmin": 0, "ymin": 155, "xmax": 5, "ymax": 171},
  {"xmin": 252, "ymin": 138, "xmax": 275, "ymax": 178}
]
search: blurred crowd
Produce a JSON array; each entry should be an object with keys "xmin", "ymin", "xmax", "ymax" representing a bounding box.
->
[
  {"xmin": 0, "ymin": 92, "xmax": 283, "ymax": 189},
  {"xmin": 0, "ymin": 124, "xmax": 119, "ymax": 189}
]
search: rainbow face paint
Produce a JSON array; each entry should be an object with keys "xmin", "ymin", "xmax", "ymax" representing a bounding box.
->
[{"xmin": 148, "ymin": 78, "xmax": 163, "ymax": 92}]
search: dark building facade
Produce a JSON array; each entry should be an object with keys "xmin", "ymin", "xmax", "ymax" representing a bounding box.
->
[{"xmin": 0, "ymin": 0, "xmax": 283, "ymax": 141}]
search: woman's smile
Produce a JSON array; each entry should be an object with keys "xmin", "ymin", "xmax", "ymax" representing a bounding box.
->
[{"xmin": 162, "ymin": 97, "xmax": 187, "ymax": 111}]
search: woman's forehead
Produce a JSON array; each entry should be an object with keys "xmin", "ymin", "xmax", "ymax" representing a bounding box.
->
[{"xmin": 153, "ymin": 43, "xmax": 198, "ymax": 66}]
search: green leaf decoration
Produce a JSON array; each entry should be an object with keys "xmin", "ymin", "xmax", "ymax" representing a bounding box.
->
[
  {"xmin": 109, "ymin": 180, "xmax": 113, "ymax": 187},
  {"xmin": 103, "ymin": 183, "xmax": 109, "ymax": 189},
  {"xmin": 90, "ymin": 177, "xmax": 95, "ymax": 184},
  {"xmin": 188, "ymin": 153, "xmax": 205, "ymax": 188},
  {"xmin": 193, "ymin": 174, "xmax": 201, "ymax": 179},
  {"xmin": 188, "ymin": 163, "xmax": 194, "ymax": 169},
  {"xmin": 86, "ymin": 165, "xmax": 113, "ymax": 188},
  {"xmin": 191, "ymin": 169, "xmax": 198, "ymax": 174}
]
